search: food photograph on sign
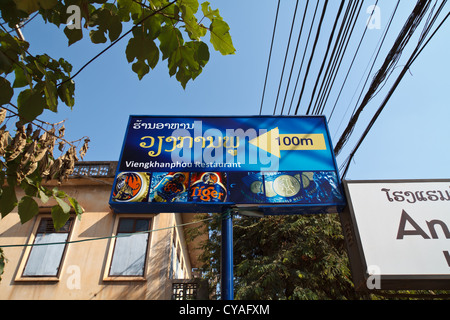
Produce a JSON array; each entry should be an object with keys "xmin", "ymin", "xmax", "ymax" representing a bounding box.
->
[{"xmin": 109, "ymin": 116, "xmax": 346, "ymax": 214}]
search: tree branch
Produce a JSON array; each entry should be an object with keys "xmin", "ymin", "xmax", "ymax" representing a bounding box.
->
[{"xmin": 58, "ymin": 0, "xmax": 177, "ymax": 87}]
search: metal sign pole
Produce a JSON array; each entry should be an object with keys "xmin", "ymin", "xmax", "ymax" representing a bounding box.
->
[{"xmin": 221, "ymin": 209, "xmax": 234, "ymax": 300}]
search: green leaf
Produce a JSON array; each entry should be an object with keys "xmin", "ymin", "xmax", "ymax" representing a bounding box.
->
[
  {"xmin": 88, "ymin": 7, "xmax": 123, "ymax": 43},
  {"xmin": 63, "ymin": 27, "xmax": 83, "ymax": 46},
  {"xmin": 179, "ymin": 0, "xmax": 199, "ymax": 12},
  {"xmin": 167, "ymin": 42, "xmax": 208, "ymax": 88},
  {"xmin": 39, "ymin": 0, "xmax": 58, "ymax": 10},
  {"xmin": 182, "ymin": 45, "xmax": 199, "ymax": 69},
  {"xmin": 180, "ymin": 4, "xmax": 204, "ymax": 40},
  {"xmin": 175, "ymin": 66, "xmax": 190, "ymax": 89},
  {"xmin": 44, "ymin": 79, "xmax": 58, "ymax": 112},
  {"xmin": 89, "ymin": 29, "xmax": 107, "ymax": 44},
  {"xmin": 20, "ymin": 177, "xmax": 38, "ymax": 197},
  {"xmin": 0, "ymin": 51, "xmax": 13, "ymax": 75},
  {"xmin": 0, "ymin": 0, "xmax": 29, "ymax": 28},
  {"xmin": 0, "ymin": 185, "xmax": 17, "ymax": 218},
  {"xmin": 158, "ymin": 25, "xmax": 183, "ymax": 60},
  {"xmin": 201, "ymin": 1, "xmax": 222, "ymax": 21},
  {"xmin": 210, "ymin": 19, "xmax": 235, "ymax": 55},
  {"xmin": 185, "ymin": 41, "xmax": 208, "ymax": 80},
  {"xmin": 131, "ymin": 60, "xmax": 150, "ymax": 80},
  {"xmin": 17, "ymin": 195, "xmax": 39, "ymax": 224},
  {"xmin": 12, "ymin": 65, "xmax": 31, "ymax": 88},
  {"xmin": 54, "ymin": 196, "xmax": 71, "ymax": 214},
  {"xmin": 38, "ymin": 187, "xmax": 49, "ymax": 203},
  {"xmin": 52, "ymin": 187, "xmax": 65, "ymax": 198},
  {"xmin": 0, "ymin": 29, "xmax": 27, "ymax": 52},
  {"xmin": 0, "ymin": 77, "xmax": 13, "ymax": 105},
  {"xmin": 187, "ymin": 40, "xmax": 209, "ymax": 68},
  {"xmin": 57, "ymin": 79, "xmax": 75, "ymax": 108},
  {"xmin": 138, "ymin": 12, "xmax": 161, "ymax": 40},
  {"xmin": 68, "ymin": 196, "xmax": 84, "ymax": 216},
  {"xmin": 117, "ymin": 0, "xmax": 142, "ymax": 21},
  {"xmin": 51, "ymin": 204, "xmax": 70, "ymax": 231},
  {"xmin": 168, "ymin": 47, "xmax": 182, "ymax": 76},
  {"xmin": 58, "ymin": 58, "xmax": 72, "ymax": 74},
  {"xmin": 145, "ymin": 40, "xmax": 160, "ymax": 68},
  {"xmin": 17, "ymin": 88, "xmax": 45, "ymax": 122},
  {"xmin": 0, "ymin": 248, "xmax": 5, "ymax": 281},
  {"xmin": 126, "ymin": 36, "xmax": 157, "ymax": 65},
  {"xmin": 38, "ymin": 0, "xmax": 65, "ymax": 26},
  {"xmin": 126, "ymin": 36, "xmax": 159, "ymax": 79},
  {"xmin": 15, "ymin": 0, "xmax": 57, "ymax": 12},
  {"xmin": 14, "ymin": 0, "xmax": 40, "ymax": 14}
]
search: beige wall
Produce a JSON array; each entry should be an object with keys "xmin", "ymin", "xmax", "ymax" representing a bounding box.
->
[{"xmin": 0, "ymin": 177, "xmax": 199, "ymax": 300}]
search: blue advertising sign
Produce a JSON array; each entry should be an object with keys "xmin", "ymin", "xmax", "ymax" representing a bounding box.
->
[{"xmin": 109, "ymin": 115, "xmax": 346, "ymax": 215}]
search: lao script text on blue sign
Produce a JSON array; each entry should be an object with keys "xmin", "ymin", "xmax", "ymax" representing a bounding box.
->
[{"xmin": 109, "ymin": 115, "xmax": 346, "ymax": 215}]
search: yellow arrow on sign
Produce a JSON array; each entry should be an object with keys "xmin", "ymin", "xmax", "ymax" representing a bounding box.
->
[{"xmin": 249, "ymin": 127, "xmax": 327, "ymax": 158}]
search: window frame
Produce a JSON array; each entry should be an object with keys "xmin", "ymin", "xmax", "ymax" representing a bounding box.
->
[
  {"xmin": 103, "ymin": 214, "xmax": 154, "ymax": 282},
  {"xmin": 15, "ymin": 214, "xmax": 75, "ymax": 282},
  {"xmin": 170, "ymin": 226, "xmax": 187, "ymax": 280}
]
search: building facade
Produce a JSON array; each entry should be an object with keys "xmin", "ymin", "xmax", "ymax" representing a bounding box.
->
[{"xmin": 0, "ymin": 161, "xmax": 208, "ymax": 300}]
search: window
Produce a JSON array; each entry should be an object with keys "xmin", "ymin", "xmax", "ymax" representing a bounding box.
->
[
  {"xmin": 20, "ymin": 217, "xmax": 73, "ymax": 279},
  {"xmin": 170, "ymin": 228, "xmax": 185, "ymax": 279},
  {"xmin": 106, "ymin": 217, "xmax": 152, "ymax": 279},
  {"xmin": 172, "ymin": 283, "xmax": 198, "ymax": 300}
]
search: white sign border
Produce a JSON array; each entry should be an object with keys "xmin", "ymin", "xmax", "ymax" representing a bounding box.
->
[{"xmin": 342, "ymin": 179, "xmax": 450, "ymax": 291}]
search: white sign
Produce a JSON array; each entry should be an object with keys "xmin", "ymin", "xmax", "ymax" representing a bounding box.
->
[{"xmin": 344, "ymin": 180, "xmax": 450, "ymax": 288}]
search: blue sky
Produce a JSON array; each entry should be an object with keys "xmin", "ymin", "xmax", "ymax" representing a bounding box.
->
[{"xmin": 16, "ymin": 0, "xmax": 450, "ymax": 181}]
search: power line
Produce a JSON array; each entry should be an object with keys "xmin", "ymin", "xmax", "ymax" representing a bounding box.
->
[
  {"xmin": 2, "ymin": 12, "xmax": 38, "ymax": 37},
  {"xmin": 280, "ymin": 0, "xmax": 310, "ymax": 115},
  {"xmin": 411, "ymin": 1, "xmax": 449, "ymax": 65},
  {"xmin": 273, "ymin": 0, "xmax": 300, "ymax": 115},
  {"xmin": 0, "ymin": 215, "xmax": 216, "ymax": 248},
  {"xmin": 259, "ymin": 0, "xmax": 281, "ymax": 115},
  {"xmin": 334, "ymin": 0, "xmax": 432, "ymax": 157},
  {"xmin": 350, "ymin": 1, "xmax": 401, "ymax": 118},
  {"xmin": 332, "ymin": 0, "xmax": 399, "ymax": 140},
  {"xmin": 293, "ymin": 0, "xmax": 329, "ymax": 115},
  {"xmin": 287, "ymin": 0, "xmax": 320, "ymax": 115},
  {"xmin": 305, "ymin": 0, "xmax": 345, "ymax": 115},
  {"xmin": 314, "ymin": 0, "xmax": 363, "ymax": 117},
  {"xmin": 309, "ymin": 0, "xmax": 356, "ymax": 115},
  {"xmin": 328, "ymin": 0, "xmax": 380, "ymax": 123},
  {"xmin": 339, "ymin": 0, "xmax": 448, "ymax": 177}
]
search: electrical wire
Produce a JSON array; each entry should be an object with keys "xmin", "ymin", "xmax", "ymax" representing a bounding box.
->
[
  {"xmin": 339, "ymin": 1, "xmax": 449, "ymax": 177},
  {"xmin": 279, "ymin": 0, "xmax": 310, "ymax": 116},
  {"xmin": 350, "ymin": 1, "xmax": 402, "ymax": 118},
  {"xmin": 314, "ymin": 0, "xmax": 362, "ymax": 116},
  {"xmin": 287, "ymin": 0, "xmax": 320, "ymax": 115},
  {"xmin": 0, "ymin": 214, "xmax": 217, "ymax": 248},
  {"xmin": 3, "ymin": 12, "xmax": 38, "ymax": 35},
  {"xmin": 273, "ymin": 1, "xmax": 300, "ymax": 115},
  {"xmin": 328, "ymin": 0, "xmax": 380, "ymax": 122},
  {"xmin": 58, "ymin": 0, "xmax": 177, "ymax": 88},
  {"xmin": 315, "ymin": 0, "xmax": 364, "ymax": 117},
  {"xmin": 259, "ymin": 0, "xmax": 281, "ymax": 115},
  {"xmin": 309, "ymin": 0, "xmax": 356, "ymax": 115},
  {"xmin": 305, "ymin": 0, "xmax": 345, "ymax": 115},
  {"xmin": 410, "ymin": 1, "xmax": 449, "ymax": 66},
  {"xmin": 334, "ymin": 0, "xmax": 432, "ymax": 157},
  {"xmin": 293, "ymin": 0, "xmax": 329, "ymax": 115},
  {"xmin": 331, "ymin": 0, "xmax": 399, "ymax": 140}
]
